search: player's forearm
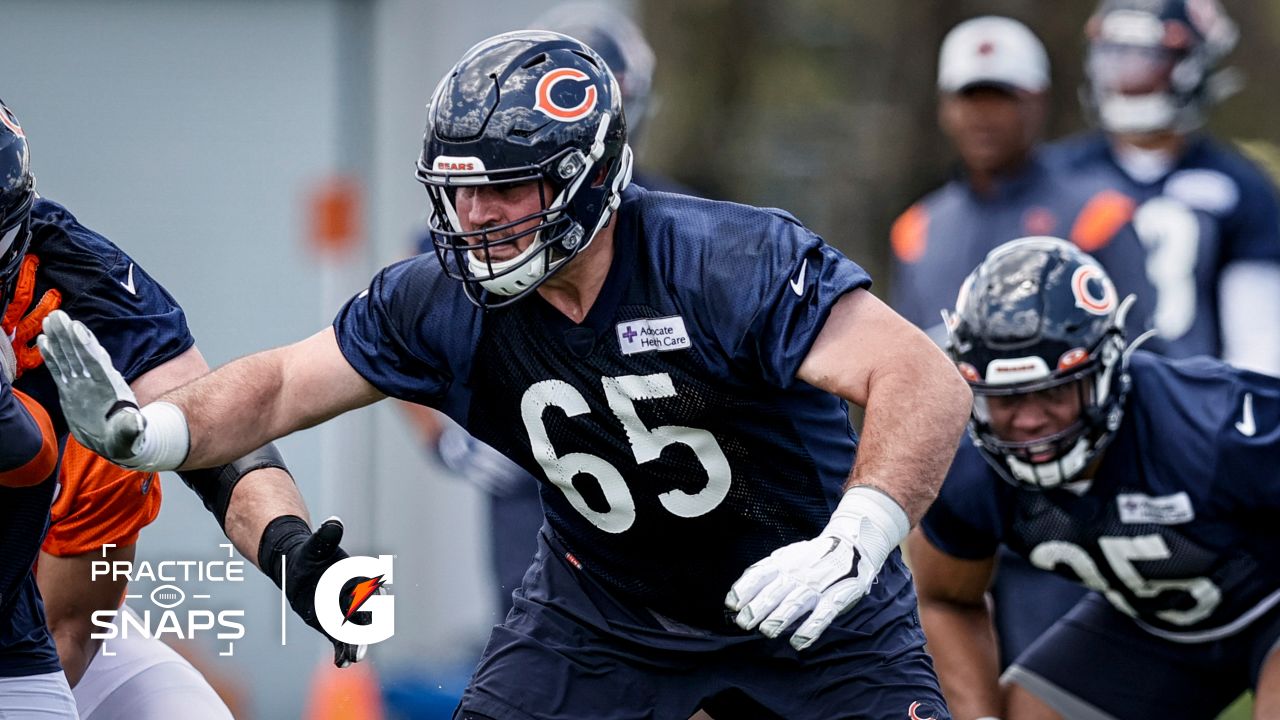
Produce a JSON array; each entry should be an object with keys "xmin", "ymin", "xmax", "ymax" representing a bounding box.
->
[
  {"xmin": 847, "ymin": 349, "xmax": 971, "ymax": 523},
  {"xmin": 223, "ymin": 466, "xmax": 310, "ymax": 570},
  {"xmin": 918, "ymin": 598, "xmax": 1004, "ymax": 719},
  {"xmin": 162, "ymin": 349, "xmax": 310, "ymax": 469}
]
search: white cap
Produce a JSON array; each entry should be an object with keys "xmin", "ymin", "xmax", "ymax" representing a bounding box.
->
[{"xmin": 938, "ymin": 16, "xmax": 1050, "ymax": 93}]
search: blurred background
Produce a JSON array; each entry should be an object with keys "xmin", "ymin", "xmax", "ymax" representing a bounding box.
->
[{"xmin": 4, "ymin": 0, "xmax": 1278, "ymax": 717}]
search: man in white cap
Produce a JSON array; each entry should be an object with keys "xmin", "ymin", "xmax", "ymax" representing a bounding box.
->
[{"xmin": 891, "ymin": 16, "xmax": 1143, "ymax": 336}]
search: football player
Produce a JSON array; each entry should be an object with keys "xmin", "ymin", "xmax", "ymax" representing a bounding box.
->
[
  {"xmin": 401, "ymin": 3, "xmax": 697, "ymax": 624},
  {"xmin": 0, "ymin": 97, "xmax": 363, "ymax": 717},
  {"xmin": 42, "ymin": 31, "xmax": 972, "ymax": 719},
  {"xmin": 0, "ymin": 99, "xmax": 80, "ymax": 718},
  {"xmin": 1047, "ymin": 0, "xmax": 1280, "ymax": 373},
  {"xmin": 909, "ymin": 237, "xmax": 1280, "ymax": 719}
]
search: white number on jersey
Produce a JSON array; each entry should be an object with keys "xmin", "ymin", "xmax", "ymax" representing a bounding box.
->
[
  {"xmin": 521, "ymin": 373, "xmax": 732, "ymax": 533},
  {"xmin": 1133, "ymin": 197, "xmax": 1200, "ymax": 341},
  {"xmin": 1029, "ymin": 534, "xmax": 1222, "ymax": 626}
]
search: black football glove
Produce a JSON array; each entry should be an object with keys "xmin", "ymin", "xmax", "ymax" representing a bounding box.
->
[{"xmin": 259, "ymin": 515, "xmax": 367, "ymax": 667}]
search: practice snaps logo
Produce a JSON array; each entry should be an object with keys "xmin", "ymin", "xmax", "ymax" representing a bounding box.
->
[
  {"xmin": 313, "ymin": 555, "xmax": 395, "ymax": 646},
  {"xmin": 90, "ymin": 543, "xmax": 247, "ymax": 656}
]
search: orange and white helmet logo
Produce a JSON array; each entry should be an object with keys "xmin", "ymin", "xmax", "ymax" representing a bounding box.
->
[
  {"xmin": 1071, "ymin": 264, "xmax": 1116, "ymax": 316},
  {"xmin": 534, "ymin": 68, "xmax": 598, "ymax": 122},
  {"xmin": 0, "ymin": 106, "xmax": 23, "ymax": 138}
]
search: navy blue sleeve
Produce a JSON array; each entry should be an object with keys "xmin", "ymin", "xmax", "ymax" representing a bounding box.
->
[
  {"xmin": 1220, "ymin": 152, "xmax": 1280, "ymax": 264},
  {"xmin": 692, "ymin": 209, "xmax": 871, "ymax": 388},
  {"xmin": 77, "ymin": 255, "xmax": 194, "ymax": 383},
  {"xmin": 0, "ymin": 381, "xmax": 47, "ymax": 472},
  {"xmin": 1214, "ymin": 368, "xmax": 1280, "ymax": 511},
  {"xmin": 919, "ymin": 441, "xmax": 1006, "ymax": 560},
  {"xmin": 333, "ymin": 256, "xmax": 472, "ymax": 405},
  {"xmin": 27, "ymin": 200, "xmax": 194, "ymax": 383}
]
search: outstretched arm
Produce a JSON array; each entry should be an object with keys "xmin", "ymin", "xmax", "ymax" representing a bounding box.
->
[
  {"xmin": 38, "ymin": 311, "xmax": 384, "ymax": 471},
  {"xmin": 38, "ymin": 310, "xmax": 387, "ymax": 666},
  {"xmin": 154, "ymin": 327, "xmax": 385, "ymax": 469}
]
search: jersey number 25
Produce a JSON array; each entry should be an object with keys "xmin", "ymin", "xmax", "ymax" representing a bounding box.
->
[{"xmin": 1030, "ymin": 534, "xmax": 1222, "ymax": 627}]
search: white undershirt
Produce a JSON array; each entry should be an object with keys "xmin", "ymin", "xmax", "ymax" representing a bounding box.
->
[
  {"xmin": 1219, "ymin": 260, "xmax": 1280, "ymax": 376},
  {"xmin": 1112, "ymin": 143, "xmax": 1178, "ymax": 184}
]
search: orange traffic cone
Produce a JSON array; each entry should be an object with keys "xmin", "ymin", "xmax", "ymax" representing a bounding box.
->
[{"xmin": 303, "ymin": 658, "xmax": 385, "ymax": 720}]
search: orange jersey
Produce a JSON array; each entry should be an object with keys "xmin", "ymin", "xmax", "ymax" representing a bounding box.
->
[{"xmin": 42, "ymin": 439, "xmax": 162, "ymax": 557}]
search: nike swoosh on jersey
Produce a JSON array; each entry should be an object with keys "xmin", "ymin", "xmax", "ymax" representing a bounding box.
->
[
  {"xmin": 119, "ymin": 263, "xmax": 137, "ymax": 296},
  {"xmin": 788, "ymin": 258, "xmax": 808, "ymax": 296},
  {"xmin": 1236, "ymin": 392, "xmax": 1256, "ymax": 437}
]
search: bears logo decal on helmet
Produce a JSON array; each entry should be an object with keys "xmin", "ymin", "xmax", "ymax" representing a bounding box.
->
[
  {"xmin": 534, "ymin": 68, "xmax": 599, "ymax": 122},
  {"xmin": 1072, "ymin": 264, "xmax": 1118, "ymax": 315}
]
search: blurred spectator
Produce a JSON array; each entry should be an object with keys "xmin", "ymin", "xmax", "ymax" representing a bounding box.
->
[{"xmin": 891, "ymin": 16, "xmax": 1143, "ymax": 342}]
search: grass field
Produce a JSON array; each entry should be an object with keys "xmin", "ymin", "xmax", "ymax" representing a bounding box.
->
[{"xmin": 1219, "ymin": 693, "xmax": 1252, "ymax": 719}]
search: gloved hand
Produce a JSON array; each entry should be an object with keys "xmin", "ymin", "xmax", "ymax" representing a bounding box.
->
[
  {"xmin": 725, "ymin": 486, "xmax": 910, "ymax": 651},
  {"xmin": 37, "ymin": 309, "xmax": 188, "ymax": 470},
  {"xmin": 260, "ymin": 515, "xmax": 367, "ymax": 668}
]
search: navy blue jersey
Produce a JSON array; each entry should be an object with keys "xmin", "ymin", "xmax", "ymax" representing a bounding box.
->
[
  {"xmin": 1044, "ymin": 131, "xmax": 1280, "ymax": 358},
  {"xmin": 890, "ymin": 153, "xmax": 1151, "ymax": 336},
  {"xmin": 15, "ymin": 199, "xmax": 195, "ymax": 432},
  {"xmin": 923, "ymin": 351, "xmax": 1280, "ymax": 642},
  {"xmin": 0, "ymin": 197, "xmax": 194, "ymax": 677},
  {"xmin": 338, "ymin": 186, "xmax": 917, "ymax": 630}
]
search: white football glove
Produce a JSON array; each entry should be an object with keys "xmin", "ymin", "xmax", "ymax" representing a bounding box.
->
[
  {"xmin": 36, "ymin": 309, "xmax": 188, "ymax": 470},
  {"xmin": 725, "ymin": 486, "xmax": 909, "ymax": 651}
]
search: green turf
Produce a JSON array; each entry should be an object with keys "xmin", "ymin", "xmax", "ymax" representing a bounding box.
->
[{"xmin": 1217, "ymin": 693, "xmax": 1252, "ymax": 719}]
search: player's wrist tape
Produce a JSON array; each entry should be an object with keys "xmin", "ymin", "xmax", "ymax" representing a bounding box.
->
[
  {"xmin": 126, "ymin": 401, "xmax": 191, "ymax": 471},
  {"xmin": 178, "ymin": 443, "xmax": 290, "ymax": 530},
  {"xmin": 258, "ymin": 515, "xmax": 311, "ymax": 586},
  {"xmin": 829, "ymin": 486, "xmax": 910, "ymax": 570}
]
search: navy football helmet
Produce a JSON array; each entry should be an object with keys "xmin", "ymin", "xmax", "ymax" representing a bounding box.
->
[
  {"xmin": 416, "ymin": 30, "xmax": 633, "ymax": 308},
  {"xmin": 1083, "ymin": 0, "xmax": 1239, "ymax": 134},
  {"xmin": 0, "ymin": 99, "xmax": 34, "ymax": 316},
  {"xmin": 530, "ymin": 2, "xmax": 656, "ymax": 143},
  {"xmin": 945, "ymin": 237, "xmax": 1139, "ymax": 489}
]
